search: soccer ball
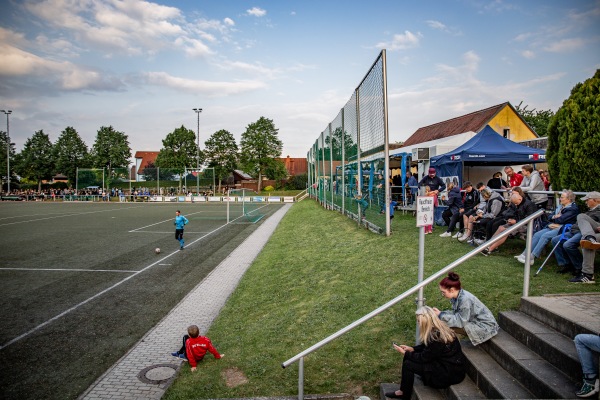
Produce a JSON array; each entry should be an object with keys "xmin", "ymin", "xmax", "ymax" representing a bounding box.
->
[{"xmin": 155, "ymin": 248, "xmax": 161, "ymax": 254}]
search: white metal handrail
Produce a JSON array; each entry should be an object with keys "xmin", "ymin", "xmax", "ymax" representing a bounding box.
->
[{"xmin": 281, "ymin": 208, "xmax": 545, "ymax": 399}]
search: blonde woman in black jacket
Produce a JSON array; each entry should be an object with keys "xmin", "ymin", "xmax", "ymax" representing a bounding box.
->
[{"xmin": 385, "ymin": 306, "xmax": 466, "ymax": 399}]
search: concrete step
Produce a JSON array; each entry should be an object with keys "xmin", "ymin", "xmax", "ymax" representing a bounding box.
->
[
  {"xmin": 382, "ymin": 375, "xmax": 485, "ymax": 400},
  {"xmin": 480, "ymin": 330, "xmax": 578, "ymax": 398},
  {"xmin": 520, "ymin": 295, "xmax": 600, "ymax": 339},
  {"xmin": 499, "ymin": 310, "xmax": 582, "ymax": 382},
  {"xmin": 461, "ymin": 340, "xmax": 534, "ymax": 399}
]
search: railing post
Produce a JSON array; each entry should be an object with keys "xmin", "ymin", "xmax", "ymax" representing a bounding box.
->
[
  {"xmin": 298, "ymin": 356, "xmax": 304, "ymax": 400},
  {"xmin": 523, "ymin": 218, "xmax": 534, "ymax": 297}
]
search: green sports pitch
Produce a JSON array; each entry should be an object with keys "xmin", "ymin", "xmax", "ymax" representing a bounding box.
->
[{"xmin": 0, "ymin": 201, "xmax": 284, "ymax": 400}]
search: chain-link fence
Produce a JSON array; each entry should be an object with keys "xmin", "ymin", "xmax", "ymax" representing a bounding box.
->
[
  {"xmin": 76, "ymin": 167, "xmax": 217, "ymax": 197},
  {"xmin": 307, "ymin": 50, "xmax": 391, "ymax": 235}
]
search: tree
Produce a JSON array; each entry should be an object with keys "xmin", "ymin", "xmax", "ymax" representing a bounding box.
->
[
  {"xmin": 54, "ymin": 127, "xmax": 90, "ymax": 186},
  {"xmin": 155, "ymin": 125, "xmax": 201, "ymax": 190},
  {"xmin": 239, "ymin": 117, "xmax": 283, "ymax": 192},
  {"xmin": 141, "ymin": 160, "xmax": 175, "ymax": 182},
  {"xmin": 547, "ymin": 69, "xmax": 600, "ymax": 192},
  {"xmin": 515, "ymin": 101, "xmax": 555, "ymax": 137},
  {"xmin": 264, "ymin": 158, "xmax": 288, "ymax": 188},
  {"xmin": 91, "ymin": 126, "xmax": 131, "ymax": 170},
  {"xmin": 204, "ymin": 129, "xmax": 238, "ymax": 192},
  {"xmin": 324, "ymin": 127, "xmax": 357, "ymax": 161},
  {"xmin": 15, "ymin": 130, "xmax": 55, "ymax": 191},
  {"xmin": 0, "ymin": 130, "xmax": 17, "ymax": 191}
]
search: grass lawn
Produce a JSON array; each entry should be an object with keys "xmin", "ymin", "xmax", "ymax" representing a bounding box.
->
[{"xmin": 163, "ymin": 200, "xmax": 599, "ymax": 399}]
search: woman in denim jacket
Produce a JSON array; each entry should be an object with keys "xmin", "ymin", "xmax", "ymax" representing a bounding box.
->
[{"xmin": 433, "ymin": 272, "xmax": 499, "ymax": 346}]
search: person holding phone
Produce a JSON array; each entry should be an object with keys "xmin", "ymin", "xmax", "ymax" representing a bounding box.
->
[{"xmin": 385, "ymin": 306, "xmax": 466, "ymax": 399}]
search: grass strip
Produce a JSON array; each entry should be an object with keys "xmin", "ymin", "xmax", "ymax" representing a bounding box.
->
[{"xmin": 164, "ymin": 200, "xmax": 598, "ymax": 399}]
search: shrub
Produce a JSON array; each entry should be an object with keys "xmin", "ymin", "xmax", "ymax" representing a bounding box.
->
[{"xmin": 263, "ymin": 185, "xmax": 274, "ymax": 192}]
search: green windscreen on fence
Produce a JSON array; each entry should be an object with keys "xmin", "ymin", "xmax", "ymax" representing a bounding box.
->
[{"xmin": 307, "ymin": 50, "xmax": 390, "ymax": 234}]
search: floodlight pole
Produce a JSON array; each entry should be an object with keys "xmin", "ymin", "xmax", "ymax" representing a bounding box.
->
[
  {"xmin": 1, "ymin": 110, "xmax": 12, "ymax": 193},
  {"xmin": 193, "ymin": 108, "xmax": 202, "ymax": 195}
]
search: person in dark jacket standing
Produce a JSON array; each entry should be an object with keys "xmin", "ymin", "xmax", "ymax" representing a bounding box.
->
[
  {"xmin": 418, "ymin": 167, "xmax": 446, "ymax": 195},
  {"xmin": 440, "ymin": 182, "xmax": 463, "ymax": 237},
  {"xmin": 385, "ymin": 306, "xmax": 466, "ymax": 399}
]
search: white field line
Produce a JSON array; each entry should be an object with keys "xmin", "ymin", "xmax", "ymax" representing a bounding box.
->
[
  {"xmin": 0, "ymin": 268, "xmax": 139, "ymax": 273},
  {"xmin": 0, "ymin": 208, "xmax": 260, "ymax": 351},
  {"xmin": 128, "ymin": 210, "xmax": 206, "ymax": 232},
  {"xmin": 0, "ymin": 206, "xmax": 142, "ymax": 227},
  {"xmin": 129, "ymin": 231, "xmax": 212, "ymax": 234}
]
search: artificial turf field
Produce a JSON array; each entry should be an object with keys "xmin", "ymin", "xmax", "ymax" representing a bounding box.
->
[{"xmin": 0, "ymin": 201, "xmax": 284, "ymax": 400}]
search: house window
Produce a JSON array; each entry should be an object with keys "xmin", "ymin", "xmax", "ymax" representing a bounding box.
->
[{"xmin": 503, "ymin": 128, "xmax": 510, "ymax": 139}]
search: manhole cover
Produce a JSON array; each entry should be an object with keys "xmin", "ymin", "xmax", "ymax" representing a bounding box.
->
[{"xmin": 137, "ymin": 363, "xmax": 179, "ymax": 385}]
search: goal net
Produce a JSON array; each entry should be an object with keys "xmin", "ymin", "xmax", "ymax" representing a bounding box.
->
[{"xmin": 227, "ymin": 188, "xmax": 266, "ymax": 223}]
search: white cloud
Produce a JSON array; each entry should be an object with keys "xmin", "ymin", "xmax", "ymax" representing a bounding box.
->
[
  {"xmin": 143, "ymin": 71, "xmax": 267, "ymax": 96},
  {"xmin": 174, "ymin": 37, "xmax": 214, "ymax": 57},
  {"xmin": 376, "ymin": 31, "xmax": 421, "ymax": 51},
  {"xmin": 0, "ymin": 43, "xmax": 122, "ymax": 91},
  {"xmin": 223, "ymin": 17, "xmax": 235, "ymax": 26},
  {"xmin": 543, "ymin": 37, "xmax": 586, "ymax": 52},
  {"xmin": 521, "ymin": 50, "xmax": 535, "ymax": 59},
  {"xmin": 426, "ymin": 20, "xmax": 447, "ymax": 31},
  {"xmin": 217, "ymin": 60, "xmax": 281, "ymax": 78},
  {"xmin": 247, "ymin": 7, "xmax": 267, "ymax": 17}
]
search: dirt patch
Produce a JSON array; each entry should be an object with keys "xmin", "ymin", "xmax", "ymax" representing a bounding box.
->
[{"xmin": 221, "ymin": 367, "xmax": 249, "ymax": 387}]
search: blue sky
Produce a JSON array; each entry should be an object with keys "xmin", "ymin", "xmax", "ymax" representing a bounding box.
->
[{"xmin": 0, "ymin": 0, "xmax": 598, "ymax": 159}]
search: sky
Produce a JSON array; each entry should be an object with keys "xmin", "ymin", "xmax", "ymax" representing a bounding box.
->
[{"xmin": 0, "ymin": 0, "xmax": 599, "ymax": 160}]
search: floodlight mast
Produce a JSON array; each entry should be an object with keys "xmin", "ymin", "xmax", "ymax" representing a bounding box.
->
[
  {"xmin": 193, "ymin": 108, "xmax": 202, "ymax": 194},
  {"xmin": 1, "ymin": 110, "xmax": 12, "ymax": 193}
]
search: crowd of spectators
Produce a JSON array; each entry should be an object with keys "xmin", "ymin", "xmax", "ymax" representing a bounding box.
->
[{"xmin": 431, "ymin": 164, "xmax": 598, "ymax": 285}]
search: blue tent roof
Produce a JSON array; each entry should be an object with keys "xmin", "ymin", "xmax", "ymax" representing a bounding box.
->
[{"xmin": 430, "ymin": 125, "xmax": 546, "ymax": 166}]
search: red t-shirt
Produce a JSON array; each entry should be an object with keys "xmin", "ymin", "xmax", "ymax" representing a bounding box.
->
[
  {"xmin": 185, "ymin": 336, "xmax": 221, "ymax": 367},
  {"xmin": 508, "ymin": 173, "xmax": 523, "ymax": 187}
]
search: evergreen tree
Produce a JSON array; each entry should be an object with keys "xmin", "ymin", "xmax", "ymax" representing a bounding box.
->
[
  {"xmin": 15, "ymin": 130, "xmax": 55, "ymax": 191},
  {"xmin": 240, "ymin": 117, "xmax": 283, "ymax": 192},
  {"xmin": 547, "ymin": 69, "xmax": 600, "ymax": 191}
]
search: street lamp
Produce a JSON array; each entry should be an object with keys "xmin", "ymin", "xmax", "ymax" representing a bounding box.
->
[
  {"xmin": 1, "ymin": 110, "xmax": 11, "ymax": 194},
  {"xmin": 192, "ymin": 108, "xmax": 202, "ymax": 194}
]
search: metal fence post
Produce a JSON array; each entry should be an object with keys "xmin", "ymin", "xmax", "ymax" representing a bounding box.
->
[
  {"xmin": 523, "ymin": 218, "xmax": 534, "ymax": 297},
  {"xmin": 298, "ymin": 356, "xmax": 304, "ymax": 400}
]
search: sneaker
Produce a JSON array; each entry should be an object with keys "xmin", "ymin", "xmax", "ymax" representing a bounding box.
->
[
  {"xmin": 180, "ymin": 246, "xmax": 184, "ymax": 250},
  {"xmin": 171, "ymin": 352, "xmax": 181, "ymax": 359},
  {"xmin": 440, "ymin": 231, "xmax": 452, "ymax": 237},
  {"xmin": 178, "ymin": 354, "xmax": 188, "ymax": 360},
  {"xmin": 514, "ymin": 253, "xmax": 524, "ymax": 259},
  {"xmin": 452, "ymin": 232, "xmax": 462, "ymax": 239},
  {"xmin": 569, "ymin": 273, "xmax": 595, "ymax": 284},
  {"xmin": 576, "ymin": 380, "xmax": 599, "ymax": 397},
  {"xmin": 580, "ymin": 236, "xmax": 600, "ymax": 250},
  {"xmin": 481, "ymin": 248, "xmax": 490, "ymax": 256},
  {"xmin": 458, "ymin": 234, "xmax": 470, "ymax": 243},
  {"xmin": 517, "ymin": 254, "xmax": 534, "ymax": 265}
]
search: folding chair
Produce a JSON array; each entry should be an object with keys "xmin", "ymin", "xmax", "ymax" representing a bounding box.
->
[{"xmin": 534, "ymin": 224, "xmax": 572, "ymax": 276}]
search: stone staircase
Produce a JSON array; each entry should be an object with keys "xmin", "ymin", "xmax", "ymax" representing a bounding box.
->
[{"xmin": 380, "ymin": 294, "xmax": 600, "ymax": 399}]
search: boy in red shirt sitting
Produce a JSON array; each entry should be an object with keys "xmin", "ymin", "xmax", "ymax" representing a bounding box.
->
[{"xmin": 171, "ymin": 325, "xmax": 223, "ymax": 371}]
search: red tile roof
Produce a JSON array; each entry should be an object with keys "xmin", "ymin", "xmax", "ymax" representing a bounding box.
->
[
  {"xmin": 402, "ymin": 102, "xmax": 509, "ymax": 147},
  {"xmin": 134, "ymin": 151, "xmax": 159, "ymax": 174}
]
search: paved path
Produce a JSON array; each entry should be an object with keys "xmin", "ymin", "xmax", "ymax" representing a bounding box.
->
[
  {"xmin": 526, "ymin": 292, "xmax": 600, "ymax": 334},
  {"xmin": 80, "ymin": 204, "xmax": 292, "ymax": 400}
]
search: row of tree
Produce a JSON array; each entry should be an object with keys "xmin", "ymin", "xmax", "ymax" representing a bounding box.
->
[
  {"xmin": 0, "ymin": 126, "xmax": 131, "ymax": 191},
  {"xmin": 0, "ymin": 116, "xmax": 286, "ymax": 192}
]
